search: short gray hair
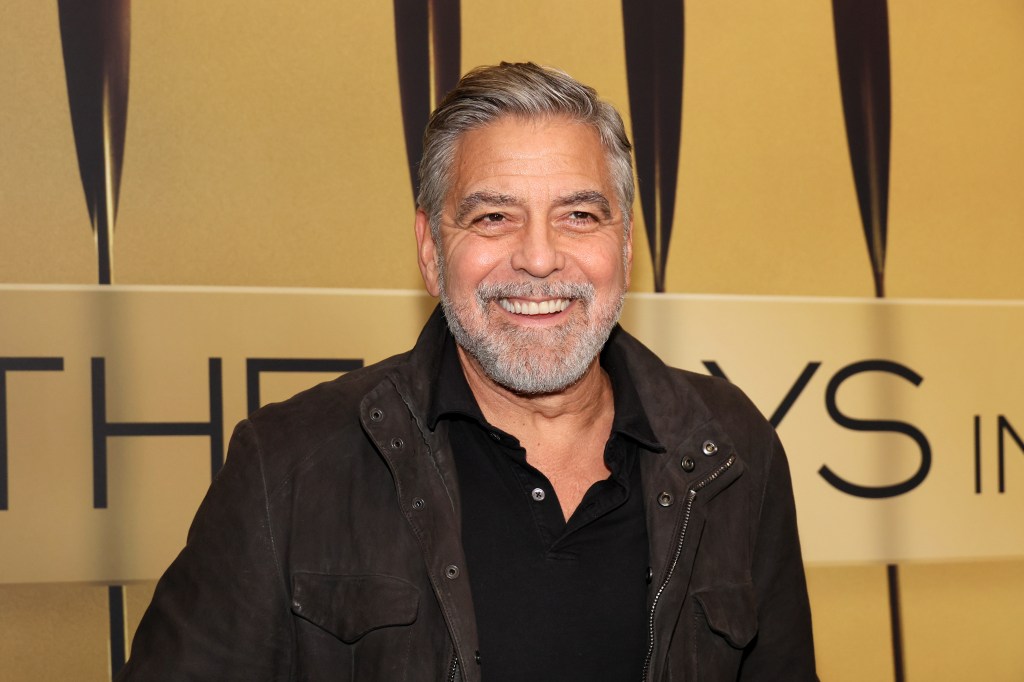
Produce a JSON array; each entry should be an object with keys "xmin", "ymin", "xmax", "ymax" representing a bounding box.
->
[{"xmin": 417, "ymin": 62, "xmax": 634, "ymax": 241}]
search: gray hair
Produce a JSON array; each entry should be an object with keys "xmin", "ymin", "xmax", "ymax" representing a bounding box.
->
[{"xmin": 417, "ymin": 62, "xmax": 634, "ymax": 241}]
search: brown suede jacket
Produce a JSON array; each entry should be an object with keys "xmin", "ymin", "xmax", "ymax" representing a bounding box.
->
[{"xmin": 119, "ymin": 307, "xmax": 817, "ymax": 681}]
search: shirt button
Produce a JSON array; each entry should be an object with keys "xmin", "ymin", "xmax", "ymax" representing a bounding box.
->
[{"xmin": 531, "ymin": 488, "xmax": 546, "ymax": 501}]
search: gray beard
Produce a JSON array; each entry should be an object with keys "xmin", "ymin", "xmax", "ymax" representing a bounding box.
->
[{"xmin": 438, "ymin": 262, "xmax": 623, "ymax": 395}]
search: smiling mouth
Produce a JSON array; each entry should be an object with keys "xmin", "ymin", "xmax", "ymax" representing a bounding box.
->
[{"xmin": 497, "ymin": 298, "xmax": 571, "ymax": 316}]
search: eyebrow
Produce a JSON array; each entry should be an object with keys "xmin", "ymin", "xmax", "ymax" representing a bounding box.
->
[
  {"xmin": 453, "ymin": 189, "xmax": 614, "ymax": 224},
  {"xmin": 455, "ymin": 191, "xmax": 523, "ymax": 223},
  {"xmin": 553, "ymin": 190, "xmax": 613, "ymax": 220}
]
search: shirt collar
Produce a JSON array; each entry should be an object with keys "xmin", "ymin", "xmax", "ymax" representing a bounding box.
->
[
  {"xmin": 427, "ymin": 330, "xmax": 488, "ymax": 428},
  {"xmin": 428, "ymin": 327, "xmax": 665, "ymax": 453}
]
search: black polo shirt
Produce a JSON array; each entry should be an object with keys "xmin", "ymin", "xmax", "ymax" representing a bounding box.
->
[{"xmin": 427, "ymin": 331, "xmax": 665, "ymax": 681}]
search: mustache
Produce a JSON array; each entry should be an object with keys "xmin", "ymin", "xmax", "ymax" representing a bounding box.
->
[{"xmin": 475, "ymin": 281, "xmax": 596, "ymax": 303}]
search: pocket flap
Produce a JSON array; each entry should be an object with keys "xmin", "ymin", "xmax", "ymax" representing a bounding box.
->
[
  {"xmin": 693, "ymin": 583, "xmax": 758, "ymax": 649},
  {"xmin": 291, "ymin": 573, "xmax": 419, "ymax": 643}
]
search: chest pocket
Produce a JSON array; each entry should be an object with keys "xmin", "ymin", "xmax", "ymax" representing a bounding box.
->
[
  {"xmin": 685, "ymin": 582, "xmax": 759, "ymax": 680},
  {"xmin": 291, "ymin": 572, "xmax": 420, "ymax": 643},
  {"xmin": 693, "ymin": 582, "xmax": 758, "ymax": 649}
]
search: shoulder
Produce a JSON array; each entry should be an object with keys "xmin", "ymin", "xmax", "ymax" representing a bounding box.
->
[
  {"xmin": 674, "ymin": 368, "xmax": 770, "ymax": 434},
  {"xmin": 612, "ymin": 327, "xmax": 776, "ymax": 455},
  {"xmin": 233, "ymin": 350, "xmax": 412, "ymax": 488}
]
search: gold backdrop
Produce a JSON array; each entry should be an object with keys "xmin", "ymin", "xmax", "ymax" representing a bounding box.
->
[{"xmin": 2, "ymin": 1, "xmax": 1023, "ymax": 680}]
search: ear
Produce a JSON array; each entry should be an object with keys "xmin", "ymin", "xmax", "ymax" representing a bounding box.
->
[{"xmin": 415, "ymin": 209, "xmax": 441, "ymax": 297}]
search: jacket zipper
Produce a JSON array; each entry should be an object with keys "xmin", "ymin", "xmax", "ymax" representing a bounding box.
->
[
  {"xmin": 447, "ymin": 647, "xmax": 460, "ymax": 682},
  {"xmin": 640, "ymin": 454, "xmax": 736, "ymax": 681}
]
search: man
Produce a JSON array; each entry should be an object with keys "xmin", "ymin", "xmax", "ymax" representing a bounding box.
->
[{"xmin": 120, "ymin": 63, "xmax": 816, "ymax": 681}]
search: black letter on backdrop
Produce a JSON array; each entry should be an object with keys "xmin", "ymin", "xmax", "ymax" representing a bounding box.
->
[
  {"xmin": 91, "ymin": 357, "xmax": 223, "ymax": 509},
  {"xmin": 974, "ymin": 415, "xmax": 982, "ymax": 494},
  {"xmin": 997, "ymin": 415, "xmax": 1024, "ymax": 494},
  {"xmin": 0, "ymin": 358, "xmax": 64, "ymax": 510},
  {"xmin": 245, "ymin": 358, "xmax": 363, "ymax": 415},
  {"xmin": 821, "ymin": 360, "xmax": 931, "ymax": 498},
  {"xmin": 702, "ymin": 361, "xmax": 822, "ymax": 428}
]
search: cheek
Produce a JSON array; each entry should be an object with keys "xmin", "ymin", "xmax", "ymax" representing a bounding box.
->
[
  {"xmin": 444, "ymin": 238, "xmax": 510, "ymax": 288},
  {"xmin": 575, "ymin": 241, "xmax": 628, "ymax": 287}
]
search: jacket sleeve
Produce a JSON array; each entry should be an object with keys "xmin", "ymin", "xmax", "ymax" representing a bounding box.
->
[
  {"xmin": 740, "ymin": 431, "xmax": 818, "ymax": 681},
  {"xmin": 116, "ymin": 420, "xmax": 294, "ymax": 681}
]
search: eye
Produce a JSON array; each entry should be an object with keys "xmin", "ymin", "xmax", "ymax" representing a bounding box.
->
[
  {"xmin": 565, "ymin": 211, "xmax": 599, "ymax": 229},
  {"xmin": 468, "ymin": 211, "xmax": 520, "ymax": 235}
]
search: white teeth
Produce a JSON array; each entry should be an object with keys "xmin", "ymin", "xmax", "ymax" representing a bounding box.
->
[{"xmin": 498, "ymin": 298, "xmax": 569, "ymax": 316}]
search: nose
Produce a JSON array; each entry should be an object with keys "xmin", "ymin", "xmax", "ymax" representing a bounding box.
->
[{"xmin": 509, "ymin": 219, "xmax": 565, "ymax": 278}]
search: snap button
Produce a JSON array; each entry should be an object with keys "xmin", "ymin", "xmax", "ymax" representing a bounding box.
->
[
  {"xmin": 444, "ymin": 564, "xmax": 460, "ymax": 579},
  {"xmin": 412, "ymin": 497, "xmax": 425, "ymax": 510},
  {"xmin": 702, "ymin": 440, "xmax": 718, "ymax": 456},
  {"xmin": 369, "ymin": 408, "xmax": 384, "ymax": 422},
  {"xmin": 390, "ymin": 437, "xmax": 404, "ymax": 450},
  {"xmin": 657, "ymin": 491, "xmax": 673, "ymax": 507},
  {"xmin": 681, "ymin": 456, "xmax": 695, "ymax": 472},
  {"xmin": 531, "ymin": 488, "xmax": 546, "ymax": 501}
]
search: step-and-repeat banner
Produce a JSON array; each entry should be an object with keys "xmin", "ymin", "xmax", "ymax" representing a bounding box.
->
[{"xmin": 1, "ymin": 285, "xmax": 1021, "ymax": 584}]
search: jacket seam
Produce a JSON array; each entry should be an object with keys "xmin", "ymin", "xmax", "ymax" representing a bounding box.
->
[
  {"xmin": 249, "ymin": 418, "xmax": 295, "ymax": 674},
  {"xmin": 755, "ymin": 428, "xmax": 779, "ymax": 527},
  {"xmin": 390, "ymin": 373, "xmax": 459, "ymax": 513}
]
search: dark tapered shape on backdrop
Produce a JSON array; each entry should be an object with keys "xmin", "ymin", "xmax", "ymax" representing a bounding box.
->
[
  {"xmin": 832, "ymin": 0, "xmax": 892, "ymax": 298},
  {"xmin": 834, "ymin": 8, "xmax": 901, "ymax": 678},
  {"xmin": 623, "ymin": 0, "xmax": 685, "ymax": 293},
  {"xmin": 394, "ymin": 0, "xmax": 461, "ymax": 202},
  {"xmin": 58, "ymin": 0, "xmax": 131, "ymax": 285}
]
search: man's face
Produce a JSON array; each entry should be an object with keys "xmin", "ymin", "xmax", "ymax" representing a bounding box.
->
[{"xmin": 415, "ymin": 115, "xmax": 633, "ymax": 395}]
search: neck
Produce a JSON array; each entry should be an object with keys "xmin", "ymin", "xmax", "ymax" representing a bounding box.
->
[{"xmin": 455, "ymin": 345, "xmax": 614, "ymax": 440}]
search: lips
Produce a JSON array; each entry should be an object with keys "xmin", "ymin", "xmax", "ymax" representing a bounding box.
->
[{"xmin": 497, "ymin": 298, "xmax": 570, "ymax": 315}]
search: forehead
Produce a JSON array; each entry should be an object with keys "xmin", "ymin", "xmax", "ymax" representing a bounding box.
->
[{"xmin": 447, "ymin": 115, "xmax": 612, "ymax": 202}]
